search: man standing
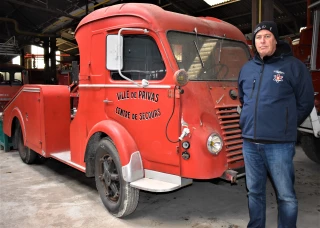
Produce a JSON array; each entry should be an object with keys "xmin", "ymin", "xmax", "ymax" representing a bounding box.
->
[{"xmin": 238, "ymin": 21, "xmax": 314, "ymax": 228}]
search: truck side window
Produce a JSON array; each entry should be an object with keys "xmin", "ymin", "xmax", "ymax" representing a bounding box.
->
[{"xmin": 111, "ymin": 35, "xmax": 166, "ymax": 80}]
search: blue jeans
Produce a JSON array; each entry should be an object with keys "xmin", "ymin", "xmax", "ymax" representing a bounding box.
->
[{"xmin": 243, "ymin": 140, "xmax": 298, "ymax": 228}]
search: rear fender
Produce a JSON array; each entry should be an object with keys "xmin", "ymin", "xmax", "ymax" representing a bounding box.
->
[
  {"xmin": 86, "ymin": 120, "xmax": 143, "ymax": 182},
  {"xmin": 4, "ymin": 107, "xmax": 25, "ymax": 143}
]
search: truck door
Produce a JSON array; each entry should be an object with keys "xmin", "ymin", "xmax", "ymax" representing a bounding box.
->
[
  {"xmin": 104, "ymin": 34, "xmax": 181, "ymax": 174},
  {"xmin": 23, "ymin": 89, "xmax": 41, "ymax": 151}
]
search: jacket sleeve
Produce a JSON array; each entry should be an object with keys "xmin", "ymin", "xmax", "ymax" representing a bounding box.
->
[{"xmin": 294, "ymin": 62, "xmax": 314, "ymax": 125}]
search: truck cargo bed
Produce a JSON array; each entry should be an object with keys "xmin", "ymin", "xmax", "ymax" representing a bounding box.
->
[{"xmin": 2, "ymin": 85, "xmax": 71, "ymax": 157}]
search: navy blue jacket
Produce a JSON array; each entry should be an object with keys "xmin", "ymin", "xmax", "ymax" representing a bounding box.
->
[{"xmin": 238, "ymin": 41, "xmax": 314, "ymax": 142}]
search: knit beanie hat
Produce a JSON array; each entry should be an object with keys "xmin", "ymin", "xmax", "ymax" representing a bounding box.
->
[{"xmin": 252, "ymin": 21, "xmax": 279, "ymax": 47}]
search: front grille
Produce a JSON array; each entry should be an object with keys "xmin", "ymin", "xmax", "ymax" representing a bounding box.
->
[{"xmin": 215, "ymin": 105, "xmax": 244, "ymax": 169}]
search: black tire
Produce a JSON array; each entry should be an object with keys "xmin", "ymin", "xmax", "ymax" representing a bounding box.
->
[
  {"xmin": 301, "ymin": 135, "xmax": 320, "ymax": 164},
  {"xmin": 36, "ymin": 154, "xmax": 47, "ymax": 164},
  {"xmin": 95, "ymin": 138, "xmax": 139, "ymax": 217},
  {"xmin": 13, "ymin": 119, "xmax": 20, "ymax": 149},
  {"xmin": 17, "ymin": 125, "xmax": 37, "ymax": 164}
]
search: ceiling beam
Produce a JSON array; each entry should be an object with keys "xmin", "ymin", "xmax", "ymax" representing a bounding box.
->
[
  {"xmin": 285, "ymin": 0, "xmax": 307, "ymax": 6},
  {"xmin": 4, "ymin": 0, "xmax": 80, "ymax": 21},
  {"xmin": 197, "ymin": 0, "xmax": 241, "ymax": 13},
  {"xmin": 166, "ymin": 0, "xmax": 193, "ymax": 15},
  {"xmin": 0, "ymin": 17, "xmax": 56, "ymax": 37},
  {"xmin": 274, "ymin": 0, "xmax": 299, "ymax": 33},
  {"xmin": 222, "ymin": 12, "xmax": 251, "ymax": 20},
  {"xmin": 57, "ymin": 37, "xmax": 77, "ymax": 46}
]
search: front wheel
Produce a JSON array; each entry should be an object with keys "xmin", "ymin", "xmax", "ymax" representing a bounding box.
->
[
  {"xmin": 17, "ymin": 125, "xmax": 37, "ymax": 164},
  {"xmin": 300, "ymin": 135, "xmax": 320, "ymax": 164},
  {"xmin": 95, "ymin": 138, "xmax": 139, "ymax": 217}
]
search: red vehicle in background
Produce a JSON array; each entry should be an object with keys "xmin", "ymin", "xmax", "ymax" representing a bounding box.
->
[
  {"xmin": 0, "ymin": 63, "xmax": 25, "ymax": 112},
  {"xmin": 294, "ymin": 3, "xmax": 320, "ymax": 164},
  {"xmin": 2, "ymin": 3, "xmax": 250, "ymax": 217}
]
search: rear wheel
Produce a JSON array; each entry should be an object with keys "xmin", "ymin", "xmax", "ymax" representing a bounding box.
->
[
  {"xmin": 17, "ymin": 125, "xmax": 37, "ymax": 164},
  {"xmin": 95, "ymin": 137, "xmax": 139, "ymax": 217},
  {"xmin": 36, "ymin": 154, "xmax": 47, "ymax": 164},
  {"xmin": 300, "ymin": 135, "xmax": 320, "ymax": 164}
]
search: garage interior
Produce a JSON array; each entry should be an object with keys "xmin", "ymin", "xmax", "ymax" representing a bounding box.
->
[
  {"xmin": 0, "ymin": 0, "xmax": 319, "ymax": 228},
  {"xmin": 0, "ymin": 0, "xmax": 317, "ymax": 65}
]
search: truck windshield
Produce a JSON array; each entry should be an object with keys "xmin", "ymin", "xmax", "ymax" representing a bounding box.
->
[{"xmin": 167, "ymin": 31, "xmax": 250, "ymax": 81}]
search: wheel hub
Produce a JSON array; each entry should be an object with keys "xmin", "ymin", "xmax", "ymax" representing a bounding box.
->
[{"xmin": 103, "ymin": 169, "xmax": 111, "ymax": 186}]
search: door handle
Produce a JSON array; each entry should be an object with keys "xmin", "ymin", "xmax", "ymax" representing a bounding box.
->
[{"xmin": 103, "ymin": 99, "xmax": 113, "ymax": 103}]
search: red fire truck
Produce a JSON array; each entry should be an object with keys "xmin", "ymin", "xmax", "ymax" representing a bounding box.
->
[
  {"xmin": 2, "ymin": 3, "xmax": 250, "ymax": 217},
  {"xmin": 295, "ymin": 3, "xmax": 320, "ymax": 164}
]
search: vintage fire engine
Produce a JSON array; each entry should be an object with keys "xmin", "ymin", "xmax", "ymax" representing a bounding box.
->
[
  {"xmin": 2, "ymin": 3, "xmax": 250, "ymax": 217},
  {"xmin": 295, "ymin": 3, "xmax": 320, "ymax": 164}
]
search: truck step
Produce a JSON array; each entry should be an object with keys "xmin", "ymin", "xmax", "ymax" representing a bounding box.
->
[
  {"xmin": 50, "ymin": 151, "xmax": 85, "ymax": 172},
  {"xmin": 130, "ymin": 170, "xmax": 192, "ymax": 192}
]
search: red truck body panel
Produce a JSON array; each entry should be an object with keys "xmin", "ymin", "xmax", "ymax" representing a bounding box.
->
[
  {"xmin": 292, "ymin": 26, "xmax": 320, "ymax": 112},
  {"xmin": 3, "ymin": 85, "xmax": 70, "ymax": 156}
]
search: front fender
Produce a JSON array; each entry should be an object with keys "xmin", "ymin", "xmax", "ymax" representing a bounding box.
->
[
  {"xmin": 86, "ymin": 120, "xmax": 143, "ymax": 182},
  {"xmin": 87, "ymin": 119, "xmax": 138, "ymax": 166}
]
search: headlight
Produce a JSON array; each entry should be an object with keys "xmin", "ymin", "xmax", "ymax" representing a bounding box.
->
[{"xmin": 207, "ymin": 133, "xmax": 223, "ymax": 155}]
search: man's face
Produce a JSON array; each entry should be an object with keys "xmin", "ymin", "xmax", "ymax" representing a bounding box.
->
[{"xmin": 255, "ymin": 30, "xmax": 277, "ymax": 59}]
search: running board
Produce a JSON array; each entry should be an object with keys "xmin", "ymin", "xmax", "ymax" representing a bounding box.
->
[
  {"xmin": 50, "ymin": 151, "xmax": 86, "ymax": 172},
  {"xmin": 130, "ymin": 169, "xmax": 192, "ymax": 192}
]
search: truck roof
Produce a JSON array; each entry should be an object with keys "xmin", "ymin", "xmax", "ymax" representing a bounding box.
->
[
  {"xmin": 75, "ymin": 3, "xmax": 246, "ymax": 43},
  {"xmin": 0, "ymin": 63, "xmax": 24, "ymax": 71}
]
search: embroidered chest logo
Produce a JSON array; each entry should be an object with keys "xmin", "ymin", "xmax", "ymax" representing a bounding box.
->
[{"xmin": 273, "ymin": 70, "xmax": 285, "ymax": 83}]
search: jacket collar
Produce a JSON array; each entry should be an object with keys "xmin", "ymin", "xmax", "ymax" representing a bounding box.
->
[{"xmin": 253, "ymin": 41, "xmax": 292, "ymax": 64}]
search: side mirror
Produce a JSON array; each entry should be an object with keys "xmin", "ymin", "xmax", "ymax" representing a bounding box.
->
[{"xmin": 106, "ymin": 34, "xmax": 123, "ymax": 70}]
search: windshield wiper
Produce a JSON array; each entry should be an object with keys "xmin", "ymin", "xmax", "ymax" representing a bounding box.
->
[
  {"xmin": 218, "ymin": 37, "xmax": 224, "ymax": 63},
  {"xmin": 193, "ymin": 28, "xmax": 204, "ymax": 68},
  {"xmin": 193, "ymin": 40, "xmax": 204, "ymax": 68}
]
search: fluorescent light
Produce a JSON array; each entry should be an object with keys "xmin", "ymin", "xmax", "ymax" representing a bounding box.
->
[{"xmin": 203, "ymin": 0, "xmax": 239, "ymax": 7}]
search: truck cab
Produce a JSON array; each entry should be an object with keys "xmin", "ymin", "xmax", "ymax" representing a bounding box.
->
[{"xmin": 2, "ymin": 3, "xmax": 251, "ymax": 217}]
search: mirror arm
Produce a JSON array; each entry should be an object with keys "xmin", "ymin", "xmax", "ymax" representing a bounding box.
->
[{"xmin": 117, "ymin": 28, "xmax": 149, "ymax": 87}]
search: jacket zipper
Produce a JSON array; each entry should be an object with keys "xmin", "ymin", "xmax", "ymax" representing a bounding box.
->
[
  {"xmin": 250, "ymin": 79, "xmax": 256, "ymax": 98},
  {"xmin": 285, "ymin": 107, "xmax": 288, "ymax": 134},
  {"xmin": 254, "ymin": 63, "xmax": 265, "ymax": 139}
]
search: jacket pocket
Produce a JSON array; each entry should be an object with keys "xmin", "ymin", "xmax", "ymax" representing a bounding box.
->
[{"xmin": 250, "ymin": 79, "xmax": 256, "ymax": 99}]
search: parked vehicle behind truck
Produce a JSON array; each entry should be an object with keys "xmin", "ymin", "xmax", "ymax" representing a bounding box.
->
[
  {"xmin": 295, "ymin": 2, "xmax": 320, "ymax": 164},
  {"xmin": 0, "ymin": 63, "xmax": 25, "ymax": 112},
  {"xmin": 2, "ymin": 3, "xmax": 250, "ymax": 217},
  {"xmin": 0, "ymin": 63, "xmax": 25, "ymax": 151}
]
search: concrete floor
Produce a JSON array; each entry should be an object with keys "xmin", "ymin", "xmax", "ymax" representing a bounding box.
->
[{"xmin": 0, "ymin": 146, "xmax": 319, "ymax": 228}]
